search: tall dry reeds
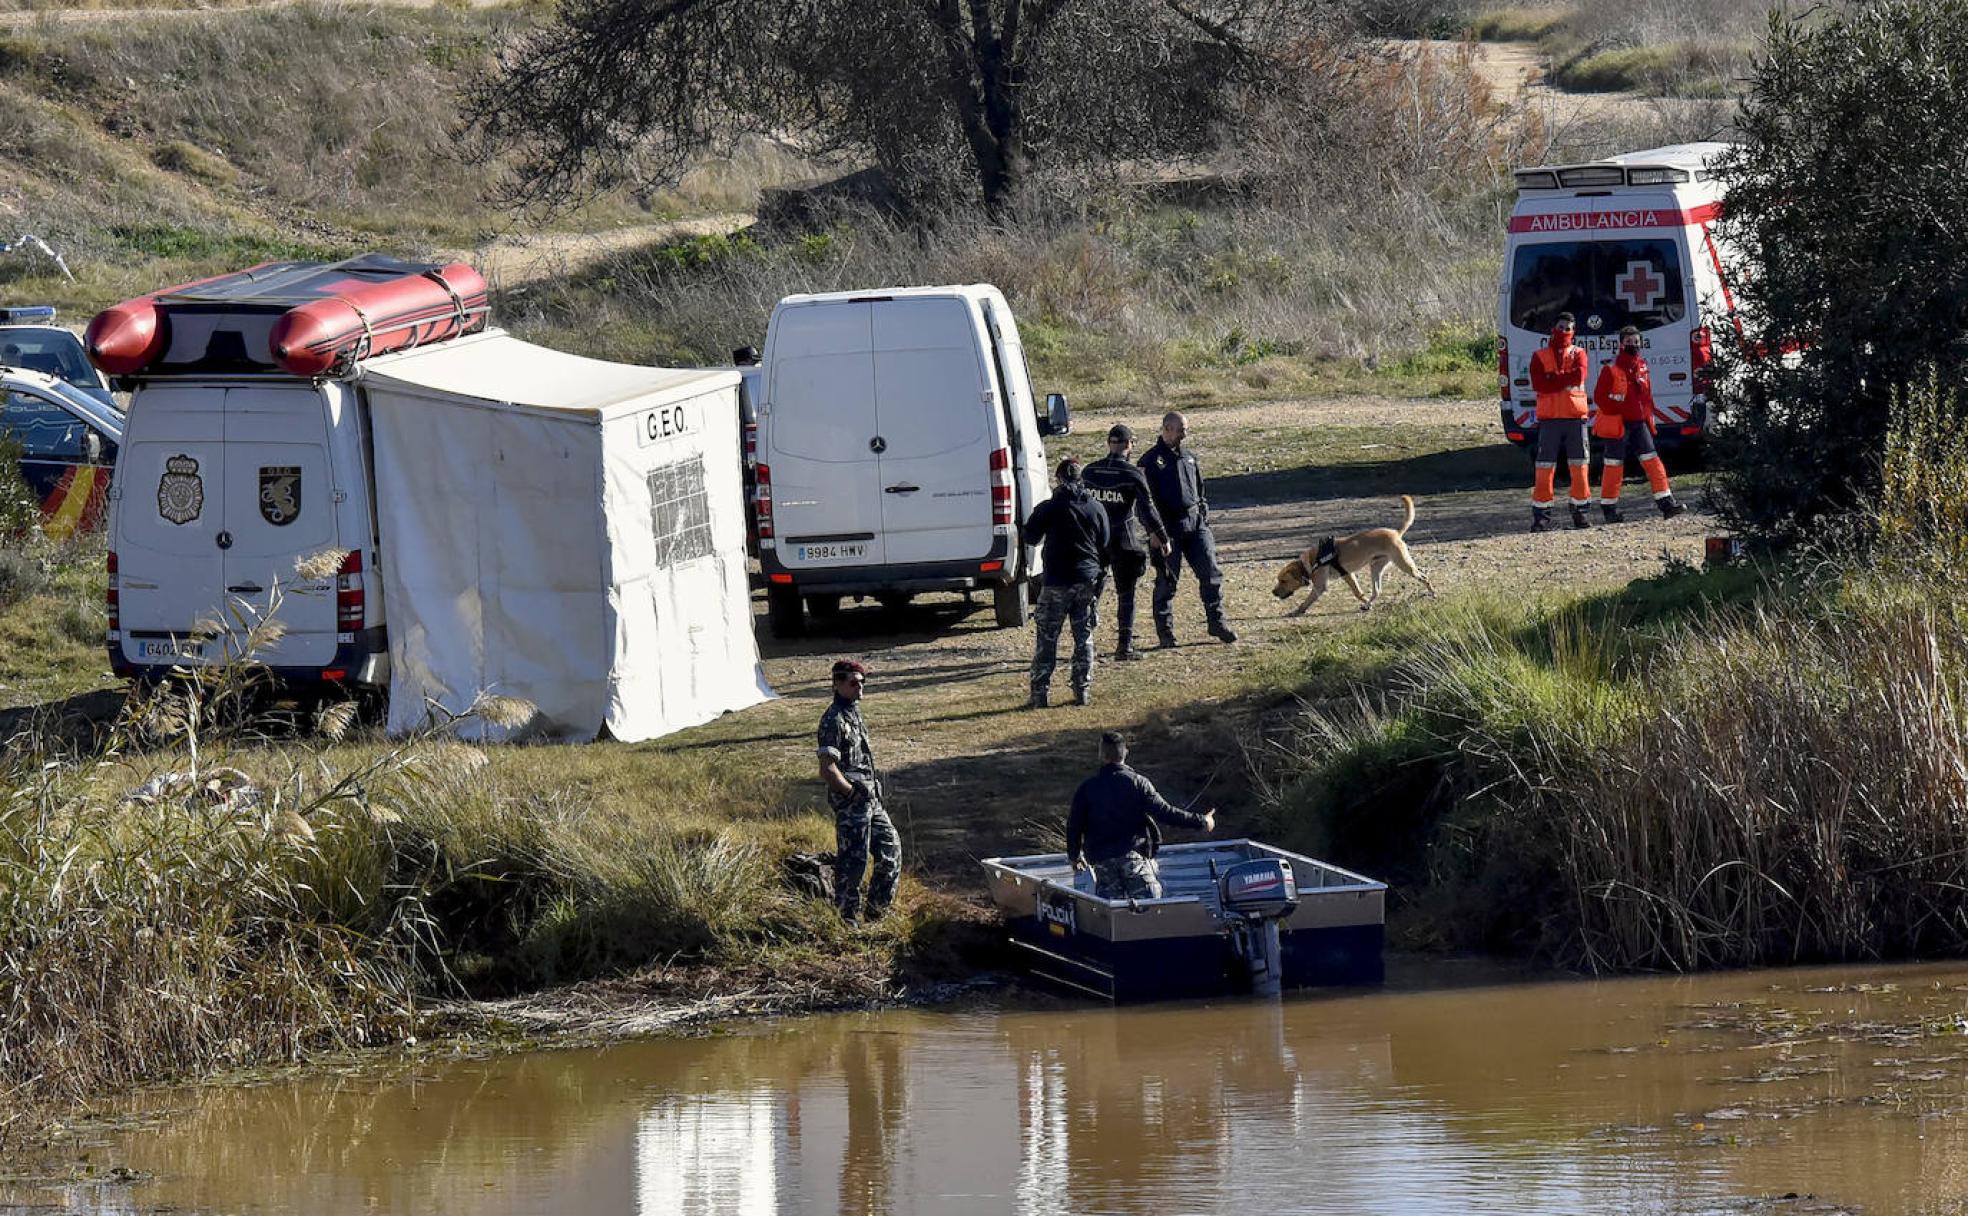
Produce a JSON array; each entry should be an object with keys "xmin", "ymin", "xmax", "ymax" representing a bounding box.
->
[{"xmin": 1258, "ymin": 565, "xmax": 1968, "ymax": 972}]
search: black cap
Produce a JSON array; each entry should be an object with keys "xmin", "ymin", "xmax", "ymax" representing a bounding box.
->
[{"xmin": 1108, "ymin": 423, "xmax": 1133, "ymax": 443}]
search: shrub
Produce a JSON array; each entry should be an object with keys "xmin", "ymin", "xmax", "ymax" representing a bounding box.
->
[
  {"xmin": 1708, "ymin": 1, "xmax": 1968, "ymax": 547},
  {"xmin": 0, "ymin": 548, "xmax": 44, "ymax": 611}
]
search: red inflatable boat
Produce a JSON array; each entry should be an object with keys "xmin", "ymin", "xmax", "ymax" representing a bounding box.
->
[{"xmin": 86, "ymin": 255, "xmax": 489, "ymax": 378}]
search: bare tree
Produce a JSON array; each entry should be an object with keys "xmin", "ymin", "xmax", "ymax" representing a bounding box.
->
[{"xmin": 461, "ymin": 0, "xmax": 1337, "ymax": 218}]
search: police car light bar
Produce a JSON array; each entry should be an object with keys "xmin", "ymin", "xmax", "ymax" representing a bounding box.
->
[{"xmin": 0, "ymin": 305, "xmax": 55, "ymax": 322}]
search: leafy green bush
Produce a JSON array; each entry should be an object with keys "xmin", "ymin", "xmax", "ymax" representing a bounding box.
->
[{"xmin": 1711, "ymin": 1, "xmax": 1968, "ymax": 547}]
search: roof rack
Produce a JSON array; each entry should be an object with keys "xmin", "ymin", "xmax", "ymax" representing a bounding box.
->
[{"xmin": 1513, "ymin": 141, "xmax": 1731, "ymax": 192}]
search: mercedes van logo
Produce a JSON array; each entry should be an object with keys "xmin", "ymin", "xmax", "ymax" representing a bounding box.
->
[{"xmin": 869, "ymin": 436, "xmax": 887, "ymax": 453}]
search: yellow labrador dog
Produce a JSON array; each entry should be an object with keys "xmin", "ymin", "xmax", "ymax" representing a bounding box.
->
[{"xmin": 1271, "ymin": 495, "xmax": 1435, "ymax": 614}]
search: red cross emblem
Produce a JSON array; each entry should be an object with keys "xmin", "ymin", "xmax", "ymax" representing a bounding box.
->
[{"xmin": 1615, "ymin": 260, "xmax": 1665, "ymax": 311}]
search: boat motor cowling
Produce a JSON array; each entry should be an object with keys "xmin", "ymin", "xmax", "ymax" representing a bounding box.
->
[{"xmin": 1219, "ymin": 857, "xmax": 1298, "ymax": 919}]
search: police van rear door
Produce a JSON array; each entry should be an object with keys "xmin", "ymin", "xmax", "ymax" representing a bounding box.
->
[
  {"xmin": 763, "ymin": 299, "xmax": 888, "ymax": 572},
  {"xmin": 868, "ymin": 295, "xmax": 997, "ymax": 565},
  {"xmin": 216, "ymin": 384, "xmax": 340, "ymax": 668}
]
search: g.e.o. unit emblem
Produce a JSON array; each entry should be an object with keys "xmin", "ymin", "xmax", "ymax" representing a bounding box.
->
[
  {"xmin": 157, "ymin": 454, "xmax": 204, "ymax": 526},
  {"xmin": 259, "ymin": 466, "xmax": 302, "ymax": 526}
]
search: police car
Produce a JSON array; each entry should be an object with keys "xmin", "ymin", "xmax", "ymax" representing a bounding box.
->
[
  {"xmin": 0, "ymin": 363, "xmax": 123, "ymax": 538},
  {"xmin": 0, "ymin": 305, "xmax": 115, "ymax": 406}
]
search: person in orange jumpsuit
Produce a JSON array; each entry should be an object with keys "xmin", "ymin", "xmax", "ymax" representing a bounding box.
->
[
  {"xmin": 1592, "ymin": 325, "xmax": 1686, "ymax": 522},
  {"xmin": 1528, "ymin": 313, "xmax": 1593, "ymax": 531}
]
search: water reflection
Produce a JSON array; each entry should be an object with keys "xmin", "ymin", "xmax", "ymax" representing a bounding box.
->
[{"xmin": 17, "ymin": 962, "xmax": 1968, "ymax": 1215}]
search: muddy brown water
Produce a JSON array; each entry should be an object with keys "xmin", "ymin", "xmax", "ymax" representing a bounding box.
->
[{"xmin": 16, "ymin": 960, "xmax": 1968, "ymax": 1215}]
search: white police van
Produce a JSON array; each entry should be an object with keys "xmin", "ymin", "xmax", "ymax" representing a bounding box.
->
[
  {"xmin": 751, "ymin": 284, "xmax": 1069, "ymax": 637},
  {"xmin": 1498, "ymin": 142, "xmax": 1746, "ymax": 452}
]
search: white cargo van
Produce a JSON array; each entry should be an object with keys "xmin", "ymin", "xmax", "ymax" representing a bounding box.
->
[
  {"xmin": 1497, "ymin": 142, "xmax": 1745, "ymax": 452},
  {"xmin": 110, "ymin": 374, "xmax": 389, "ymax": 686},
  {"xmin": 752, "ymin": 285, "xmax": 1070, "ymax": 637}
]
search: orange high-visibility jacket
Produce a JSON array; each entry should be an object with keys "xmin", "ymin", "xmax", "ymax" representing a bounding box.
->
[
  {"xmin": 1530, "ymin": 344, "xmax": 1589, "ymax": 420},
  {"xmin": 1592, "ymin": 356, "xmax": 1656, "ymax": 430}
]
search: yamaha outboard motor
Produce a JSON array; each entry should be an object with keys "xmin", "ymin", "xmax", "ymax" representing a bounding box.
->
[{"xmin": 1218, "ymin": 857, "xmax": 1299, "ymax": 996}]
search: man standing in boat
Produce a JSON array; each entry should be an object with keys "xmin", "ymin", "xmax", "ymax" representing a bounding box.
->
[{"xmin": 1067, "ymin": 731, "xmax": 1216, "ymax": 899}]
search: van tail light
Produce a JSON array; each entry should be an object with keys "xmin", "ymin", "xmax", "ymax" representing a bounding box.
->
[
  {"xmin": 106, "ymin": 549, "xmax": 120, "ymax": 638},
  {"xmin": 336, "ymin": 550, "xmax": 365, "ymax": 630},
  {"xmin": 755, "ymin": 462, "xmax": 775, "ymax": 540},
  {"xmin": 989, "ymin": 447, "xmax": 1013, "ymax": 526},
  {"xmin": 743, "ymin": 420, "xmax": 757, "ymax": 467},
  {"xmin": 1498, "ymin": 337, "xmax": 1510, "ymax": 402},
  {"xmin": 1690, "ymin": 325, "xmax": 1714, "ymax": 391}
]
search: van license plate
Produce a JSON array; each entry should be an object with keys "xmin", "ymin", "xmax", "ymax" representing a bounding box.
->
[
  {"xmin": 796, "ymin": 542, "xmax": 867, "ymax": 563},
  {"xmin": 138, "ymin": 639, "xmax": 209, "ymax": 661}
]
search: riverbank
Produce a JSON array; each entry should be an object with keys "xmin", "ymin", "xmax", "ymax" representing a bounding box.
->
[{"xmin": 1, "ymin": 394, "xmax": 1720, "ymax": 1132}]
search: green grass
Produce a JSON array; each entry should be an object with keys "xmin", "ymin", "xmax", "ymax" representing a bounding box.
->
[
  {"xmin": 1547, "ymin": 41, "xmax": 1751, "ymax": 95},
  {"xmin": 1469, "ymin": 5, "xmax": 1574, "ymax": 41}
]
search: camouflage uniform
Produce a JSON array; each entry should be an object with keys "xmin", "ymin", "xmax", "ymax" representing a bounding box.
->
[
  {"xmin": 1092, "ymin": 852, "xmax": 1162, "ymax": 900},
  {"xmin": 818, "ymin": 696, "xmax": 901, "ymax": 921},
  {"xmin": 1030, "ymin": 582, "xmax": 1100, "ymax": 699}
]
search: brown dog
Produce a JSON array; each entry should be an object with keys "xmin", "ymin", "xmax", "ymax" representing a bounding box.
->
[{"xmin": 1271, "ymin": 495, "xmax": 1436, "ymax": 614}]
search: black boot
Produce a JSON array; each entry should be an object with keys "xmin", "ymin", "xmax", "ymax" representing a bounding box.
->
[
  {"xmin": 1531, "ymin": 505, "xmax": 1552, "ymax": 533},
  {"xmin": 1600, "ymin": 503, "xmax": 1622, "ymax": 524},
  {"xmin": 1115, "ymin": 634, "xmax": 1143, "ymax": 661},
  {"xmin": 1025, "ymin": 688, "xmax": 1049, "ymax": 709},
  {"xmin": 1155, "ymin": 625, "xmax": 1178, "ymax": 649},
  {"xmin": 1657, "ymin": 495, "xmax": 1686, "ymax": 519},
  {"xmin": 1570, "ymin": 505, "xmax": 1591, "ymax": 530},
  {"xmin": 1208, "ymin": 619, "xmax": 1239, "ymax": 644},
  {"xmin": 1072, "ymin": 687, "xmax": 1091, "ymax": 706}
]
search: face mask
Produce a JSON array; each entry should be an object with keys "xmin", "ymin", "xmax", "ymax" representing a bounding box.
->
[
  {"xmin": 1552, "ymin": 328, "xmax": 1574, "ymax": 350},
  {"xmin": 1621, "ymin": 343, "xmax": 1641, "ymax": 357}
]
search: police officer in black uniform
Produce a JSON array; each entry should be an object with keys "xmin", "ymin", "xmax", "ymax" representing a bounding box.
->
[
  {"xmin": 1139, "ymin": 410, "xmax": 1237, "ymax": 646},
  {"xmin": 1080, "ymin": 423, "xmax": 1169, "ymax": 662},
  {"xmin": 1068, "ymin": 731, "xmax": 1217, "ymax": 899}
]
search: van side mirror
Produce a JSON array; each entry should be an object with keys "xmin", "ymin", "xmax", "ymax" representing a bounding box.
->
[{"xmin": 1040, "ymin": 392, "xmax": 1071, "ymax": 437}]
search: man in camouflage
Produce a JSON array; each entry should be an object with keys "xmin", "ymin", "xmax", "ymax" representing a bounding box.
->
[
  {"xmin": 1021, "ymin": 457, "xmax": 1111, "ymax": 708},
  {"xmin": 817, "ymin": 658, "xmax": 900, "ymax": 923},
  {"xmin": 1067, "ymin": 731, "xmax": 1217, "ymax": 900}
]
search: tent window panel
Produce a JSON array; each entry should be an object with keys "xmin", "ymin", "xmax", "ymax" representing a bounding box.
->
[{"xmin": 648, "ymin": 456, "xmax": 715, "ymax": 566}]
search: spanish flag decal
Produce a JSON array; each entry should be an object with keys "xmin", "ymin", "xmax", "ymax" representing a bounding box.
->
[{"xmin": 39, "ymin": 464, "xmax": 107, "ymax": 541}]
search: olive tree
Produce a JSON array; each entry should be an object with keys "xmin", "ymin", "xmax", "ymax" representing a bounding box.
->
[
  {"xmin": 1709, "ymin": 0, "xmax": 1968, "ymax": 546},
  {"xmin": 461, "ymin": 0, "xmax": 1333, "ymax": 218}
]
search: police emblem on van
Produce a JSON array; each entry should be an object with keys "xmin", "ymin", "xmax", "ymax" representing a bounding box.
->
[
  {"xmin": 157, "ymin": 454, "xmax": 204, "ymax": 526},
  {"xmin": 258, "ymin": 466, "xmax": 302, "ymax": 526}
]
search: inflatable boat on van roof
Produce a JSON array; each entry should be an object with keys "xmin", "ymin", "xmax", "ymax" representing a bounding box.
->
[{"xmin": 1495, "ymin": 142, "xmax": 1744, "ymax": 454}]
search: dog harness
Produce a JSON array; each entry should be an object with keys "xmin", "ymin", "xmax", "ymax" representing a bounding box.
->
[{"xmin": 1313, "ymin": 536, "xmax": 1347, "ymax": 573}]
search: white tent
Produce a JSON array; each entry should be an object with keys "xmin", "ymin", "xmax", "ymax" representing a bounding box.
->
[{"xmin": 360, "ymin": 330, "xmax": 773, "ymax": 741}]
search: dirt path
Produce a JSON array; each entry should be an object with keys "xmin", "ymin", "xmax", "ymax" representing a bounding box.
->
[
  {"xmin": 1395, "ymin": 37, "xmax": 1720, "ymax": 141},
  {"xmin": 446, "ymin": 212, "xmax": 755, "ymax": 288},
  {"xmin": 670, "ymin": 395, "xmax": 1712, "ymax": 883}
]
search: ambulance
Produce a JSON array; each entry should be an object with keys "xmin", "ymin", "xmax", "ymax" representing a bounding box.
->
[{"xmin": 1497, "ymin": 142, "xmax": 1745, "ymax": 452}]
